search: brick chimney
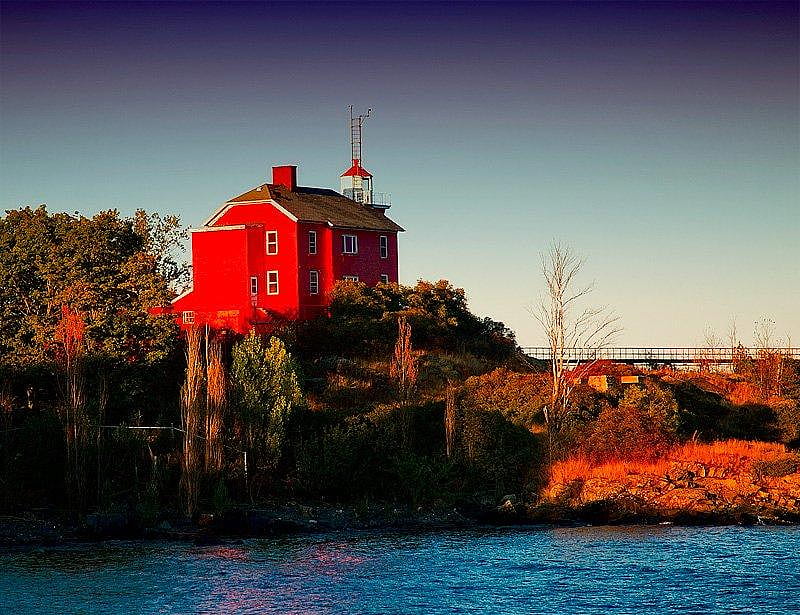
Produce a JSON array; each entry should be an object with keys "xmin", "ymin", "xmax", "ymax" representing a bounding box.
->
[{"xmin": 272, "ymin": 165, "xmax": 297, "ymax": 191}]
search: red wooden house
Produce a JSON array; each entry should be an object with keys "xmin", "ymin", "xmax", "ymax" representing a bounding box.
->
[{"xmin": 157, "ymin": 164, "xmax": 403, "ymax": 333}]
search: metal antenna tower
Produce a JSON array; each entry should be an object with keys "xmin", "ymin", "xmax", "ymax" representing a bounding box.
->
[{"xmin": 349, "ymin": 105, "xmax": 372, "ymax": 162}]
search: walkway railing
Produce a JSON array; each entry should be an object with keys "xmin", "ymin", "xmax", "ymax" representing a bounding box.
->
[{"xmin": 521, "ymin": 347, "xmax": 800, "ymax": 364}]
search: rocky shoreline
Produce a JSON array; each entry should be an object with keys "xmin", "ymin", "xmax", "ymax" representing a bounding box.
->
[
  {"xmin": 3, "ymin": 488, "xmax": 799, "ymax": 550},
  {"xmin": 4, "ymin": 449, "xmax": 799, "ymax": 548}
]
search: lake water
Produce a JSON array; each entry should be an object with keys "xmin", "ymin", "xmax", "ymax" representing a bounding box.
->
[{"xmin": 2, "ymin": 525, "xmax": 799, "ymax": 614}]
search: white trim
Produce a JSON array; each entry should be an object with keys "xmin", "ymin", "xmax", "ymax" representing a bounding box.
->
[
  {"xmin": 266, "ymin": 270, "xmax": 279, "ymax": 295},
  {"xmin": 309, "ymin": 270, "xmax": 319, "ymax": 295},
  {"xmin": 342, "ymin": 234, "xmax": 358, "ymax": 254},
  {"xmin": 266, "ymin": 230, "xmax": 278, "ymax": 255},
  {"xmin": 190, "ymin": 224, "xmax": 246, "ymax": 233},
  {"xmin": 380, "ymin": 235, "xmax": 388, "ymax": 259},
  {"xmin": 203, "ymin": 197, "xmax": 298, "ymax": 226},
  {"xmin": 308, "ymin": 230, "xmax": 317, "ymax": 255},
  {"xmin": 170, "ymin": 287, "xmax": 194, "ymax": 304},
  {"xmin": 268, "ymin": 200, "xmax": 299, "ymax": 222}
]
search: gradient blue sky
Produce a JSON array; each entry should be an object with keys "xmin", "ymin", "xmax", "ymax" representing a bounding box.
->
[{"xmin": 1, "ymin": 1, "xmax": 798, "ymax": 346}]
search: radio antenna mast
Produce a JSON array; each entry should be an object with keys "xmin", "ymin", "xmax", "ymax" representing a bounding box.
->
[{"xmin": 349, "ymin": 105, "xmax": 372, "ymax": 163}]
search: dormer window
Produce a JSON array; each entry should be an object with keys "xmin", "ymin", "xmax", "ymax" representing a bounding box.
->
[
  {"xmin": 343, "ymin": 234, "xmax": 358, "ymax": 254},
  {"xmin": 308, "ymin": 230, "xmax": 317, "ymax": 255},
  {"xmin": 266, "ymin": 231, "xmax": 278, "ymax": 255}
]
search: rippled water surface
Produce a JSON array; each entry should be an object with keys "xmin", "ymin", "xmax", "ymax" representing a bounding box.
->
[{"xmin": 2, "ymin": 525, "xmax": 800, "ymax": 614}]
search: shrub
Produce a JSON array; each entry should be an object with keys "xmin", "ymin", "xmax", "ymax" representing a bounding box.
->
[
  {"xmin": 230, "ymin": 333, "xmax": 303, "ymax": 480},
  {"xmin": 580, "ymin": 382, "xmax": 679, "ymax": 462},
  {"xmin": 463, "ymin": 368, "xmax": 549, "ymax": 429}
]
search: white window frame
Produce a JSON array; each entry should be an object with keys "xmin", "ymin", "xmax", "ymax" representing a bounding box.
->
[
  {"xmin": 342, "ymin": 234, "xmax": 358, "ymax": 254},
  {"xmin": 343, "ymin": 275, "xmax": 359, "ymax": 282},
  {"xmin": 182, "ymin": 311, "xmax": 195, "ymax": 324},
  {"xmin": 309, "ymin": 270, "xmax": 319, "ymax": 295},
  {"xmin": 380, "ymin": 235, "xmax": 388, "ymax": 259},
  {"xmin": 267, "ymin": 270, "xmax": 279, "ymax": 295},
  {"xmin": 250, "ymin": 276, "xmax": 258, "ymax": 295},
  {"xmin": 380, "ymin": 274, "xmax": 389, "ymax": 284},
  {"xmin": 266, "ymin": 230, "xmax": 278, "ymax": 255},
  {"xmin": 308, "ymin": 230, "xmax": 317, "ymax": 255}
]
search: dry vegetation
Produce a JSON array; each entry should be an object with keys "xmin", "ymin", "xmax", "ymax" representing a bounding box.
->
[{"xmin": 548, "ymin": 439, "xmax": 791, "ymax": 487}]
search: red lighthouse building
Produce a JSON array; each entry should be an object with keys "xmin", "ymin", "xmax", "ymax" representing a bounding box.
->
[{"xmin": 161, "ymin": 162, "xmax": 403, "ymax": 333}]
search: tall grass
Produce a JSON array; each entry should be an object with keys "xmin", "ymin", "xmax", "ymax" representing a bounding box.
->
[{"xmin": 549, "ymin": 439, "xmax": 790, "ymax": 485}]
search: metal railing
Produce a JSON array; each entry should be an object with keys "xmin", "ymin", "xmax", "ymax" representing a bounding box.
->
[{"xmin": 521, "ymin": 347, "xmax": 800, "ymax": 364}]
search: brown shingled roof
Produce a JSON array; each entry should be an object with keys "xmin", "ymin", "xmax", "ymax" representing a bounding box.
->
[{"xmin": 223, "ymin": 183, "xmax": 404, "ymax": 232}]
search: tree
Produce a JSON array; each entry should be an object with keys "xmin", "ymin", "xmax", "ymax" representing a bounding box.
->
[
  {"xmin": 533, "ymin": 241, "xmax": 620, "ymax": 456},
  {"xmin": 230, "ymin": 333, "xmax": 302, "ymax": 484},
  {"xmin": 753, "ymin": 317, "xmax": 786, "ymax": 398},
  {"xmin": 180, "ymin": 327, "xmax": 204, "ymax": 517},
  {"xmin": 0, "ymin": 205, "xmax": 183, "ymax": 363},
  {"xmin": 390, "ymin": 315, "xmax": 418, "ymax": 403},
  {"xmin": 698, "ymin": 325, "xmax": 722, "ymax": 372}
]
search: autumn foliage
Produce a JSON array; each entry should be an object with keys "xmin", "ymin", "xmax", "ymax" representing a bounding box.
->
[{"xmin": 549, "ymin": 439, "xmax": 790, "ymax": 486}]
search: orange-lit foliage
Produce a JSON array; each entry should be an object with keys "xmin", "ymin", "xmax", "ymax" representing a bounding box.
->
[
  {"xmin": 54, "ymin": 305, "xmax": 86, "ymax": 362},
  {"xmin": 53, "ymin": 305, "xmax": 88, "ymax": 510},
  {"xmin": 462, "ymin": 368, "xmax": 549, "ymax": 429},
  {"xmin": 579, "ymin": 382, "xmax": 678, "ymax": 463},
  {"xmin": 567, "ymin": 360, "xmax": 641, "ymax": 380},
  {"xmin": 549, "ymin": 439, "xmax": 789, "ymax": 486}
]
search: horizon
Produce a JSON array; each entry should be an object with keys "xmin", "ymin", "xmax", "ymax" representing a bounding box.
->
[{"xmin": 1, "ymin": 1, "xmax": 798, "ymax": 346}]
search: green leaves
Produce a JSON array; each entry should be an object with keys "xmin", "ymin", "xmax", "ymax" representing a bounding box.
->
[
  {"xmin": 230, "ymin": 333, "xmax": 303, "ymax": 471},
  {"xmin": 0, "ymin": 205, "xmax": 183, "ymax": 364}
]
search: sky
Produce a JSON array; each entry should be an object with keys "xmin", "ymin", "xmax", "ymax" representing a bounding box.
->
[{"xmin": 1, "ymin": 1, "xmax": 798, "ymax": 346}]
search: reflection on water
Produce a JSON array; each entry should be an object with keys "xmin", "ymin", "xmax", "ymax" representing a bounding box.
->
[{"xmin": 2, "ymin": 525, "xmax": 800, "ymax": 614}]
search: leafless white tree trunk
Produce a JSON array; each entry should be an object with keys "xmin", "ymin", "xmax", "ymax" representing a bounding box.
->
[{"xmin": 533, "ymin": 241, "xmax": 620, "ymax": 457}]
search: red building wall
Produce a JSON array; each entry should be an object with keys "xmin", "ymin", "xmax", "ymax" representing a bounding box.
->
[
  {"xmin": 165, "ymin": 199, "xmax": 400, "ymax": 331},
  {"xmin": 330, "ymin": 228, "xmax": 399, "ymax": 285}
]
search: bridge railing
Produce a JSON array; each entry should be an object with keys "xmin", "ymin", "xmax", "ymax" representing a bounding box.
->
[{"xmin": 521, "ymin": 347, "xmax": 800, "ymax": 363}]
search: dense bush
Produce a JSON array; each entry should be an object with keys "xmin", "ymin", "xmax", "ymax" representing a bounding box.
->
[
  {"xmin": 462, "ymin": 368, "xmax": 549, "ymax": 429},
  {"xmin": 579, "ymin": 382, "xmax": 679, "ymax": 462},
  {"xmin": 293, "ymin": 279, "xmax": 518, "ymax": 363}
]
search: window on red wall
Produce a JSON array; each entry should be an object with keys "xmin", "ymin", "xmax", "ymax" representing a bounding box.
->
[
  {"xmin": 267, "ymin": 271, "xmax": 279, "ymax": 295},
  {"xmin": 380, "ymin": 235, "xmax": 388, "ymax": 259},
  {"xmin": 266, "ymin": 231, "xmax": 278, "ymax": 255},
  {"xmin": 308, "ymin": 230, "xmax": 317, "ymax": 255},
  {"xmin": 309, "ymin": 270, "xmax": 319, "ymax": 295},
  {"xmin": 250, "ymin": 276, "xmax": 258, "ymax": 295},
  {"xmin": 380, "ymin": 274, "xmax": 389, "ymax": 284},
  {"xmin": 343, "ymin": 234, "xmax": 358, "ymax": 254}
]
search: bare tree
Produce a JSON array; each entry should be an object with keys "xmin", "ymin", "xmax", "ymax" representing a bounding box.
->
[
  {"xmin": 444, "ymin": 382, "xmax": 457, "ymax": 459},
  {"xmin": 180, "ymin": 327, "xmax": 204, "ymax": 517},
  {"xmin": 698, "ymin": 325, "xmax": 722, "ymax": 372},
  {"xmin": 533, "ymin": 241, "xmax": 620, "ymax": 457},
  {"xmin": 727, "ymin": 315, "xmax": 739, "ymax": 350},
  {"xmin": 390, "ymin": 315, "xmax": 418, "ymax": 404},
  {"xmin": 753, "ymin": 317, "xmax": 786, "ymax": 398}
]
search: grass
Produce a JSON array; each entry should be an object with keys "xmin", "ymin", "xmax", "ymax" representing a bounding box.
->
[{"xmin": 549, "ymin": 439, "xmax": 790, "ymax": 486}]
